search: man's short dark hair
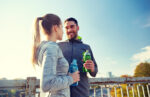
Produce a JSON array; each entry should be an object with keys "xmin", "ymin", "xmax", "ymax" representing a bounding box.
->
[{"xmin": 64, "ymin": 17, "xmax": 78, "ymax": 25}]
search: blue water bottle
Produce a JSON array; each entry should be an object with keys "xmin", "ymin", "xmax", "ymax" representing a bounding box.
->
[{"xmin": 69, "ymin": 59, "xmax": 78, "ymax": 86}]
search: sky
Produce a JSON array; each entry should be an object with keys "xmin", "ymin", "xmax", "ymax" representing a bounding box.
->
[{"xmin": 0, "ymin": 0, "xmax": 150, "ymax": 79}]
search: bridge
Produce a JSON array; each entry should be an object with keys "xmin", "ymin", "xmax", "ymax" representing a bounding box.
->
[{"xmin": 0, "ymin": 77, "xmax": 150, "ymax": 97}]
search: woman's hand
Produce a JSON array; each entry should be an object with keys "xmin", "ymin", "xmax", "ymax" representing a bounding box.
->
[{"xmin": 69, "ymin": 71, "xmax": 80, "ymax": 83}]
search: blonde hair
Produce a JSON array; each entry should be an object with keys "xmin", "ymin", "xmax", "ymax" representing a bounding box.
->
[{"xmin": 32, "ymin": 14, "xmax": 61, "ymax": 65}]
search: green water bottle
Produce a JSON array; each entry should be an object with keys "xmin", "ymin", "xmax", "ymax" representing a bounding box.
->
[{"xmin": 83, "ymin": 50, "xmax": 91, "ymax": 72}]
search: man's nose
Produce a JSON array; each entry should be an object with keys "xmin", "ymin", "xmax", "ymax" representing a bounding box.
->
[{"xmin": 67, "ymin": 28, "xmax": 72, "ymax": 32}]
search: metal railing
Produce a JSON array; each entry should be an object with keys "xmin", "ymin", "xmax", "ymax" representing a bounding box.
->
[
  {"xmin": 0, "ymin": 77, "xmax": 150, "ymax": 97},
  {"xmin": 89, "ymin": 77, "xmax": 150, "ymax": 97},
  {"xmin": 0, "ymin": 77, "xmax": 40, "ymax": 97}
]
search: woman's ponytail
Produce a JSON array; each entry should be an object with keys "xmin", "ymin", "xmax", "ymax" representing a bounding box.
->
[{"xmin": 32, "ymin": 17, "xmax": 42, "ymax": 65}]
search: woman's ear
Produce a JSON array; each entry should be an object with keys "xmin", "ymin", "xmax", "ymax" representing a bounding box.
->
[
  {"xmin": 54, "ymin": 25, "xmax": 59, "ymax": 32},
  {"xmin": 52, "ymin": 25, "xmax": 58, "ymax": 33}
]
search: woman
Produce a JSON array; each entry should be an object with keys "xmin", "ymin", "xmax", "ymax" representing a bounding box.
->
[{"xmin": 32, "ymin": 14, "xmax": 80, "ymax": 97}]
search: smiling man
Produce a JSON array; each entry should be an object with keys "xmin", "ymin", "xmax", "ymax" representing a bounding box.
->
[
  {"xmin": 58, "ymin": 17, "xmax": 98, "ymax": 97},
  {"xmin": 64, "ymin": 20, "xmax": 78, "ymax": 39}
]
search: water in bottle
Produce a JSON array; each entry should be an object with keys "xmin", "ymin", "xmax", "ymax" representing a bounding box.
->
[{"xmin": 69, "ymin": 59, "xmax": 78, "ymax": 86}]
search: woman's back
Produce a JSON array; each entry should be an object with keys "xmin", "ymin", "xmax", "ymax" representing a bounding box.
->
[{"xmin": 36, "ymin": 41, "xmax": 73, "ymax": 97}]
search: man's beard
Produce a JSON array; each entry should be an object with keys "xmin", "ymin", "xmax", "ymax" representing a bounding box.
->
[
  {"xmin": 68, "ymin": 32, "xmax": 77, "ymax": 40},
  {"xmin": 71, "ymin": 34, "xmax": 77, "ymax": 40}
]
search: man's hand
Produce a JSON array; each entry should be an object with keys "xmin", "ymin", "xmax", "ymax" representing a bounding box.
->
[{"xmin": 83, "ymin": 60, "xmax": 95, "ymax": 72}]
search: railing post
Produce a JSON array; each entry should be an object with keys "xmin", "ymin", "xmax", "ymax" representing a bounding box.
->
[
  {"xmin": 25, "ymin": 77, "xmax": 37, "ymax": 97},
  {"xmin": 119, "ymin": 86, "xmax": 124, "ymax": 97},
  {"xmin": 126, "ymin": 85, "xmax": 129, "ymax": 97},
  {"xmin": 114, "ymin": 87, "xmax": 117, "ymax": 97},
  {"xmin": 142, "ymin": 85, "xmax": 146, "ymax": 97},
  {"xmin": 101, "ymin": 86, "xmax": 103, "ymax": 97},
  {"xmin": 137, "ymin": 84, "xmax": 141, "ymax": 97},
  {"xmin": 93, "ymin": 87, "xmax": 96, "ymax": 97},
  {"xmin": 147, "ymin": 84, "xmax": 150, "ymax": 97},
  {"xmin": 131, "ymin": 85, "xmax": 135, "ymax": 97},
  {"xmin": 107, "ymin": 87, "xmax": 111, "ymax": 97}
]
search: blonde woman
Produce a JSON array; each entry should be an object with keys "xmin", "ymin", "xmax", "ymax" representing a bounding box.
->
[{"xmin": 32, "ymin": 14, "xmax": 80, "ymax": 97}]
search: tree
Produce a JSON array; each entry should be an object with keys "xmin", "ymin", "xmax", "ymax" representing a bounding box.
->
[
  {"xmin": 134, "ymin": 62, "xmax": 150, "ymax": 97},
  {"xmin": 134, "ymin": 62, "xmax": 150, "ymax": 77}
]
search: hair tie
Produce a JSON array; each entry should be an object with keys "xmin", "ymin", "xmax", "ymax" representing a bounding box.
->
[{"xmin": 38, "ymin": 17, "xmax": 43, "ymax": 21}]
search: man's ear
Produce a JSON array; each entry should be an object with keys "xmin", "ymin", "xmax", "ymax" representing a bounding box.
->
[{"xmin": 77, "ymin": 26, "xmax": 79, "ymax": 31}]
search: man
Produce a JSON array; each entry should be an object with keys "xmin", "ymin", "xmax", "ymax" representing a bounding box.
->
[{"xmin": 58, "ymin": 17, "xmax": 98, "ymax": 97}]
